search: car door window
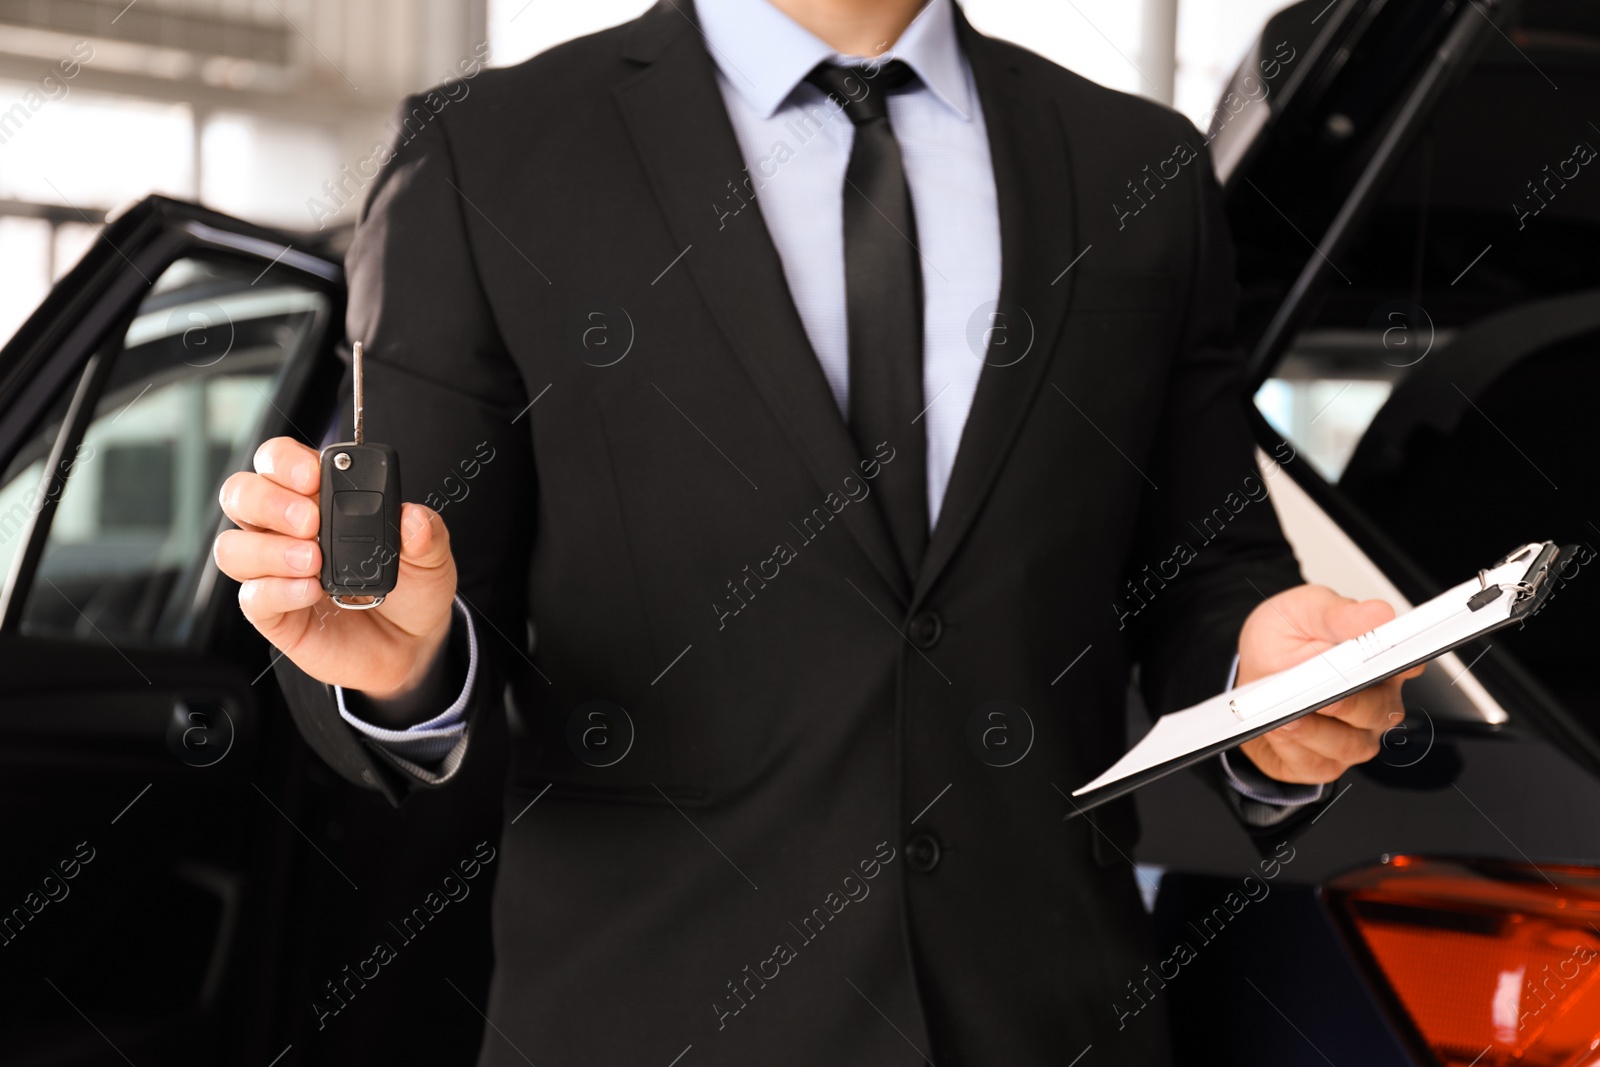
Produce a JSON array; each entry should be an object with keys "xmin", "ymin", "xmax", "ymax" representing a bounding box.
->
[
  {"xmin": 11, "ymin": 255, "xmax": 330, "ymax": 645},
  {"xmin": 0, "ymin": 385, "xmax": 74, "ymax": 587}
]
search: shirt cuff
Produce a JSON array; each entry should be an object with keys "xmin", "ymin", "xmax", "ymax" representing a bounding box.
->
[
  {"xmin": 1218, "ymin": 653, "xmax": 1327, "ymax": 808},
  {"xmin": 1220, "ymin": 748, "xmax": 1326, "ymax": 807},
  {"xmin": 336, "ymin": 597, "xmax": 478, "ymax": 764}
]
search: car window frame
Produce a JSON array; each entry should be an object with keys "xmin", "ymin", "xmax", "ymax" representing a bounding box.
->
[{"xmin": 0, "ymin": 201, "xmax": 343, "ymax": 650}]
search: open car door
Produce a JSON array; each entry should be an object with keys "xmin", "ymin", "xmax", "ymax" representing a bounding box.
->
[{"xmin": 0, "ymin": 197, "xmax": 499, "ymax": 1065}]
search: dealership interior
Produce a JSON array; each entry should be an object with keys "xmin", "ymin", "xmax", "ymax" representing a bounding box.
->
[
  {"xmin": 7, "ymin": 2, "xmax": 1600, "ymax": 1065},
  {"xmin": 0, "ymin": 0, "xmax": 1280, "ymax": 335}
]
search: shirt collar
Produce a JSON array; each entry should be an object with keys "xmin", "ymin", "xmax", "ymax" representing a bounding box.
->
[{"xmin": 693, "ymin": 0, "xmax": 973, "ymax": 122}]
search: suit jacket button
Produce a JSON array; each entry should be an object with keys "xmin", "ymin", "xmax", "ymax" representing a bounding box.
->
[
  {"xmin": 905, "ymin": 832, "xmax": 941, "ymax": 873},
  {"xmin": 908, "ymin": 611, "xmax": 943, "ymax": 649}
]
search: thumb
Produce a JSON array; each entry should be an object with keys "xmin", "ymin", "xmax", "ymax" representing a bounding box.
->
[
  {"xmin": 1323, "ymin": 597, "xmax": 1396, "ymax": 642},
  {"xmin": 398, "ymin": 503, "xmax": 453, "ymax": 571}
]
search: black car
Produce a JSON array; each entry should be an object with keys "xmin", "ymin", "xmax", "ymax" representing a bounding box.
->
[
  {"xmin": 1139, "ymin": 1, "xmax": 1600, "ymax": 1065},
  {"xmin": 0, "ymin": 0, "xmax": 1597, "ymax": 1064}
]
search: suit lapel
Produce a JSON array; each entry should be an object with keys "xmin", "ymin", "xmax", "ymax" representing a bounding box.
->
[
  {"xmin": 614, "ymin": 3, "xmax": 1077, "ymax": 606},
  {"xmin": 616, "ymin": 0, "xmax": 912, "ymax": 603},
  {"xmin": 912, "ymin": 12, "xmax": 1078, "ymax": 604}
]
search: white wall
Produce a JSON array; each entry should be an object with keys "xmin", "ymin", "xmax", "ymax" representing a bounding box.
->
[
  {"xmin": 487, "ymin": 0, "xmax": 1294, "ymax": 130},
  {"xmin": 0, "ymin": 0, "xmax": 1294, "ymax": 344}
]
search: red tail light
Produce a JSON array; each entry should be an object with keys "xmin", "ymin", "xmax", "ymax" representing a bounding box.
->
[{"xmin": 1325, "ymin": 856, "xmax": 1600, "ymax": 1067}]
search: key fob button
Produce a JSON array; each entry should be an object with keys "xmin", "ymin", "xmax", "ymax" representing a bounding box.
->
[
  {"xmin": 334, "ymin": 544, "xmax": 380, "ymax": 587},
  {"xmin": 334, "ymin": 490, "xmax": 384, "ymax": 516}
]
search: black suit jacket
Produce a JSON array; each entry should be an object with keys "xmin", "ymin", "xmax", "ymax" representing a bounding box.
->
[{"xmin": 278, "ymin": 2, "xmax": 1305, "ymax": 1063}]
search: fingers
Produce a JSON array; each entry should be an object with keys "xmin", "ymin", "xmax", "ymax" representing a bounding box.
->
[
  {"xmin": 219, "ymin": 437, "xmax": 319, "ymax": 537},
  {"xmin": 1241, "ymin": 733, "xmax": 1348, "ymax": 785},
  {"xmin": 215, "ymin": 529, "xmax": 320, "ymax": 582},
  {"xmin": 1314, "ymin": 676, "xmax": 1402, "ymax": 731},
  {"xmin": 237, "ymin": 576, "xmax": 325, "ymax": 628},
  {"xmin": 220, "ymin": 470, "xmax": 318, "ymax": 538},
  {"xmin": 1317, "ymin": 665, "xmax": 1424, "ymax": 732},
  {"xmin": 254, "ymin": 437, "xmax": 321, "ymax": 495},
  {"xmin": 1274, "ymin": 711, "xmax": 1382, "ymax": 767},
  {"xmin": 1250, "ymin": 643, "xmax": 1428, "ymax": 784}
]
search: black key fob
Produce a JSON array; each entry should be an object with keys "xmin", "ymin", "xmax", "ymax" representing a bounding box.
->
[
  {"xmin": 319, "ymin": 441, "xmax": 400, "ymax": 605},
  {"xmin": 318, "ymin": 341, "xmax": 401, "ymax": 608}
]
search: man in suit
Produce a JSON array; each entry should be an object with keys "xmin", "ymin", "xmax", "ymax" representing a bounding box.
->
[{"xmin": 215, "ymin": 0, "xmax": 1413, "ymax": 1062}]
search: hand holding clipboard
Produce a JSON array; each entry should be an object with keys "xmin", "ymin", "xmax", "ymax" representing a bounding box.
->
[{"xmin": 1070, "ymin": 542, "xmax": 1571, "ymax": 814}]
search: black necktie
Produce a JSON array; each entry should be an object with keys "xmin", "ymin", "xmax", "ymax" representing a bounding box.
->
[{"xmin": 806, "ymin": 60, "xmax": 928, "ymax": 579}]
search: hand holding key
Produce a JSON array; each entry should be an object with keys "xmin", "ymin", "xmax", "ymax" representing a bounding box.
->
[
  {"xmin": 214, "ymin": 345, "xmax": 458, "ymax": 701},
  {"xmin": 215, "ymin": 437, "xmax": 457, "ymax": 699}
]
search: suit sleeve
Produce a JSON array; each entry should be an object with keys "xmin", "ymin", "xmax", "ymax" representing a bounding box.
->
[
  {"xmin": 274, "ymin": 93, "xmax": 535, "ymax": 804},
  {"xmin": 1121, "ymin": 128, "xmax": 1303, "ymax": 718},
  {"xmin": 1117, "ymin": 124, "xmax": 1335, "ymax": 835}
]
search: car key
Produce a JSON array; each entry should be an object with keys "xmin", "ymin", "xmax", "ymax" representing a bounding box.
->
[{"xmin": 320, "ymin": 341, "xmax": 401, "ymax": 609}]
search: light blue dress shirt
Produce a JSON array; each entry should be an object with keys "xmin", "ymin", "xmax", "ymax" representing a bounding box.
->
[
  {"xmin": 340, "ymin": 0, "xmax": 1321, "ymax": 813},
  {"xmin": 698, "ymin": 0, "xmax": 998, "ymax": 525}
]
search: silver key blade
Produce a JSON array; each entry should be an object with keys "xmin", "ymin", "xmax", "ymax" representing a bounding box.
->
[{"xmin": 352, "ymin": 340, "xmax": 365, "ymax": 445}]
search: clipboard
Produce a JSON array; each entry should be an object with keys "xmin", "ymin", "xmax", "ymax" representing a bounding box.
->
[{"xmin": 1068, "ymin": 541, "xmax": 1571, "ymax": 816}]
